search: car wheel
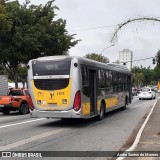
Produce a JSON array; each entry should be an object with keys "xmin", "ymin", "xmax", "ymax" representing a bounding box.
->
[
  {"xmin": 2, "ymin": 108, "xmax": 10, "ymax": 115},
  {"xmin": 19, "ymin": 103, "xmax": 29, "ymax": 115}
]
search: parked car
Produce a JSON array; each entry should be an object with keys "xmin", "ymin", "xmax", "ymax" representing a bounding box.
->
[
  {"xmin": 139, "ymin": 87, "xmax": 156, "ymax": 100},
  {"xmin": 152, "ymin": 87, "xmax": 158, "ymax": 93},
  {"xmin": 136, "ymin": 88, "xmax": 141, "ymax": 95},
  {"xmin": 0, "ymin": 88, "xmax": 34, "ymax": 114},
  {"xmin": 132, "ymin": 88, "xmax": 137, "ymax": 96}
]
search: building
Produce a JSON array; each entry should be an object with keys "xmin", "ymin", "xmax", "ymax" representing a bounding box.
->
[{"xmin": 119, "ymin": 49, "xmax": 133, "ymax": 71}]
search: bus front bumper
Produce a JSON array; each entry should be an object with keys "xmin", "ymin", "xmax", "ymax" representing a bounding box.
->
[{"xmin": 30, "ymin": 109, "xmax": 81, "ymax": 118}]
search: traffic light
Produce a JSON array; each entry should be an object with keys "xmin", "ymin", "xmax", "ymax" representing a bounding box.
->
[{"xmin": 153, "ymin": 58, "xmax": 156, "ymax": 64}]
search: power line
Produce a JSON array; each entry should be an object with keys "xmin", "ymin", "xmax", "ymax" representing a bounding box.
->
[
  {"xmin": 100, "ymin": 44, "xmax": 115, "ymax": 54},
  {"xmin": 69, "ymin": 24, "xmax": 117, "ymax": 32},
  {"xmin": 119, "ymin": 56, "xmax": 156, "ymax": 64},
  {"xmin": 127, "ymin": 56, "xmax": 156, "ymax": 63}
]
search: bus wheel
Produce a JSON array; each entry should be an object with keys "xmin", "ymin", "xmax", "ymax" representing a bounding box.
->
[
  {"xmin": 2, "ymin": 108, "xmax": 10, "ymax": 115},
  {"xmin": 19, "ymin": 103, "xmax": 29, "ymax": 115},
  {"xmin": 97, "ymin": 103, "xmax": 105, "ymax": 120},
  {"xmin": 121, "ymin": 97, "xmax": 128, "ymax": 110}
]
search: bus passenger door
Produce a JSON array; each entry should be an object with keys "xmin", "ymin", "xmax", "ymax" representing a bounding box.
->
[{"xmin": 89, "ymin": 69, "xmax": 97, "ymax": 116}]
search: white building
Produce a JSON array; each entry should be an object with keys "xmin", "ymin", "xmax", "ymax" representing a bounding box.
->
[{"xmin": 119, "ymin": 49, "xmax": 133, "ymax": 71}]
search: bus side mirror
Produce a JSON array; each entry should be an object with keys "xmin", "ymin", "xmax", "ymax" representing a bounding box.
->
[{"xmin": 26, "ymin": 65, "xmax": 30, "ymax": 69}]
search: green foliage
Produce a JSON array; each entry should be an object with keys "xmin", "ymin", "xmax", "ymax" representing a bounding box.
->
[
  {"xmin": 134, "ymin": 72, "xmax": 144, "ymax": 87},
  {"xmin": 132, "ymin": 66, "xmax": 157, "ymax": 87},
  {"xmin": 18, "ymin": 65, "xmax": 27, "ymax": 82},
  {"xmin": 0, "ymin": 64, "xmax": 7, "ymax": 75},
  {"xmin": 156, "ymin": 50, "xmax": 160, "ymax": 66},
  {"xmin": 0, "ymin": 0, "xmax": 79, "ymax": 87},
  {"xmin": 154, "ymin": 66, "xmax": 160, "ymax": 80},
  {"xmin": 85, "ymin": 53, "xmax": 109, "ymax": 63},
  {"xmin": 0, "ymin": 0, "xmax": 12, "ymax": 33}
]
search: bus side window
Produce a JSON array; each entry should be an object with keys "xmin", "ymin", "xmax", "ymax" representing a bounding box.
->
[
  {"xmin": 112, "ymin": 72, "xmax": 116, "ymax": 93},
  {"xmin": 124, "ymin": 75, "xmax": 128, "ymax": 91},
  {"xmin": 81, "ymin": 66, "xmax": 88, "ymax": 86},
  {"xmin": 105, "ymin": 70, "xmax": 109, "ymax": 92},
  {"xmin": 81, "ymin": 66, "xmax": 89, "ymax": 97},
  {"xmin": 121, "ymin": 74, "xmax": 125, "ymax": 91},
  {"xmin": 108, "ymin": 71, "xmax": 113, "ymax": 93},
  {"xmin": 98, "ymin": 69, "xmax": 106, "ymax": 95},
  {"xmin": 105, "ymin": 70, "xmax": 113, "ymax": 93}
]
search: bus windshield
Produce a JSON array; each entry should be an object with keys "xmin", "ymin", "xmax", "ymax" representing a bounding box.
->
[{"xmin": 32, "ymin": 58, "xmax": 71, "ymax": 76}]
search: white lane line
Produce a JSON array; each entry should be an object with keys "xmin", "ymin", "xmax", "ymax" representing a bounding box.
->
[
  {"xmin": 116, "ymin": 99, "xmax": 158, "ymax": 160},
  {"xmin": 0, "ymin": 115, "xmax": 29, "ymax": 120},
  {"xmin": 0, "ymin": 128, "xmax": 67, "ymax": 151},
  {"xmin": 129, "ymin": 101, "xmax": 156, "ymax": 109},
  {"xmin": 0, "ymin": 118, "xmax": 46, "ymax": 129}
]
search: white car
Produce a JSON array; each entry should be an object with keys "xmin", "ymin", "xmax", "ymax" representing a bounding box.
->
[{"xmin": 139, "ymin": 88, "xmax": 156, "ymax": 100}]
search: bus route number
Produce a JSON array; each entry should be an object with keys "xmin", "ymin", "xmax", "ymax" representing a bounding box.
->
[{"xmin": 57, "ymin": 92, "xmax": 65, "ymax": 95}]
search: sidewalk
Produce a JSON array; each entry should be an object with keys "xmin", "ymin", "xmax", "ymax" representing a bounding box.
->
[{"xmin": 124, "ymin": 98, "xmax": 160, "ymax": 160}]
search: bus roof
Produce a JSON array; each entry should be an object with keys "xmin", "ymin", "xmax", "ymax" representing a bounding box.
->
[
  {"xmin": 32, "ymin": 55, "xmax": 131, "ymax": 74},
  {"xmin": 75, "ymin": 56, "xmax": 131, "ymax": 74}
]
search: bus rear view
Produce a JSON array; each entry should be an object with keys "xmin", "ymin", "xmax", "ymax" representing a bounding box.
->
[{"xmin": 27, "ymin": 56, "xmax": 81, "ymax": 118}]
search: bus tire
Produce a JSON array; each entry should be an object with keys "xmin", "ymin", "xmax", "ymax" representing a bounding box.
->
[
  {"xmin": 121, "ymin": 97, "xmax": 128, "ymax": 110},
  {"xmin": 2, "ymin": 108, "xmax": 10, "ymax": 115},
  {"xmin": 97, "ymin": 103, "xmax": 105, "ymax": 120},
  {"xmin": 19, "ymin": 103, "xmax": 29, "ymax": 115}
]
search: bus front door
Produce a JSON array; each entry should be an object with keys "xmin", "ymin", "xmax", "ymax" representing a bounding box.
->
[{"xmin": 89, "ymin": 69, "xmax": 97, "ymax": 116}]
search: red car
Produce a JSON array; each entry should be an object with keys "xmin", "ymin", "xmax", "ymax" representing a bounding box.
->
[{"xmin": 0, "ymin": 88, "xmax": 34, "ymax": 115}]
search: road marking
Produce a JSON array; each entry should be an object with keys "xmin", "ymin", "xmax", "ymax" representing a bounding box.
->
[
  {"xmin": 116, "ymin": 99, "xmax": 158, "ymax": 160},
  {"xmin": 0, "ymin": 114, "xmax": 29, "ymax": 120},
  {"xmin": 0, "ymin": 128, "xmax": 67, "ymax": 151},
  {"xmin": 129, "ymin": 101, "xmax": 156, "ymax": 109},
  {"xmin": 0, "ymin": 118, "xmax": 46, "ymax": 129}
]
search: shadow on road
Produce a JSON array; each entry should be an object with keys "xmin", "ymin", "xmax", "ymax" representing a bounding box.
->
[{"xmin": 37, "ymin": 107, "xmax": 126, "ymax": 128}]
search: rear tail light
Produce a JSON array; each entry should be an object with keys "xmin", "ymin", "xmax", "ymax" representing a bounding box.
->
[
  {"xmin": 73, "ymin": 91, "xmax": 81, "ymax": 111},
  {"xmin": 148, "ymin": 91, "xmax": 152, "ymax": 94},
  {"xmin": 10, "ymin": 97, "xmax": 14, "ymax": 102}
]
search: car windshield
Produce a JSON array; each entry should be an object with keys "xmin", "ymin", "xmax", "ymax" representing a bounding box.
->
[
  {"xmin": 9, "ymin": 90, "xmax": 24, "ymax": 96},
  {"xmin": 141, "ymin": 88, "xmax": 150, "ymax": 92}
]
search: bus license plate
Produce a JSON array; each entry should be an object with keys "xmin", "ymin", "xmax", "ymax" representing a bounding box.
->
[{"xmin": 49, "ymin": 103, "xmax": 57, "ymax": 107}]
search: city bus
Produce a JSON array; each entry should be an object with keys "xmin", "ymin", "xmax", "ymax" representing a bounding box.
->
[{"xmin": 27, "ymin": 56, "xmax": 132, "ymax": 120}]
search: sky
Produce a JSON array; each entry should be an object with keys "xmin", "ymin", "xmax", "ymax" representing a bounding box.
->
[{"xmin": 19, "ymin": 0, "xmax": 160, "ymax": 68}]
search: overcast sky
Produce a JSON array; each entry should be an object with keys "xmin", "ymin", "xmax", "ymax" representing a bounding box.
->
[{"xmin": 19, "ymin": 0, "xmax": 160, "ymax": 68}]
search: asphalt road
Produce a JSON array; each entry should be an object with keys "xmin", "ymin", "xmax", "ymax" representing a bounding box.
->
[{"xmin": 0, "ymin": 95, "xmax": 157, "ymax": 160}]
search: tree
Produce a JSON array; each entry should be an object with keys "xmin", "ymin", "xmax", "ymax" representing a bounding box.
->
[
  {"xmin": 154, "ymin": 66, "xmax": 160, "ymax": 80},
  {"xmin": 18, "ymin": 65, "xmax": 27, "ymax": 88},
  {"xmin": 132, "ymin": 66, "xmax": 156, "ymax": 87},
  {"xmin": 111, "ymin": 17, "xmax": 160, "ymax": 43},
  {"xmin": 156, "ymin": 50, "xmax": 160, "ymax": 66},
  {"xmin": 110, "ymin": 16, "xmax": 160, "ymax": 84},
  {"xmin": 0, "ymin": 0, "xmax": 79, "ymax": 88},
  {"xmin": 0, "ymin": 0, "xmax": 12, "ymax": 34},
  {"xmin": 85, "ymin": 53, "xmax": 109, "ymax": 63},
  {"xmin": 134, "ymin": 72, "xmax": 144, "ymax": 87}
]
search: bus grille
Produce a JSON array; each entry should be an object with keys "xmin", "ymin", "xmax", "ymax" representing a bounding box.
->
[{"xmin": 34, "ymin": 79, "xmax": 69, "ymax": 90}]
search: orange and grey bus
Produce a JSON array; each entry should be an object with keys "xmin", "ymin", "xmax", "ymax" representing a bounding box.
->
[{"xmin": 27, "ymin": 56, "xmax": 132, "ymax": 120}]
